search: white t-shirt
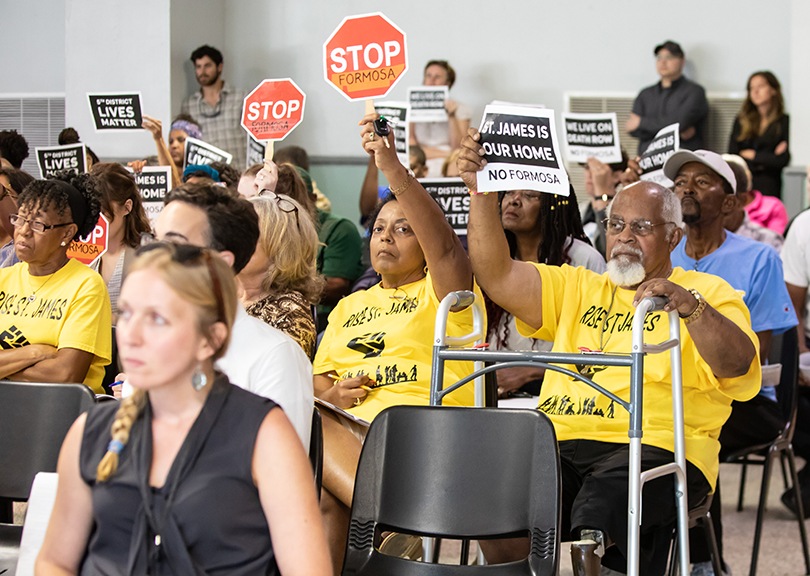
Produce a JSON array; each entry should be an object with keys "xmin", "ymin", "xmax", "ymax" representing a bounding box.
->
[{"xmin": 781, "ymin": 209, "xmax": 810, "ymax": 338}]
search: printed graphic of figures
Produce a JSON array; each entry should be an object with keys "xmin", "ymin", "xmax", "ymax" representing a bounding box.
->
[
  {"xmin": 539, "ymin": 394, "xmax": 615, "ymax": 419},
  {"xmin": 381, "ymin": 364, "xmax": 417, "ymax": 385}
]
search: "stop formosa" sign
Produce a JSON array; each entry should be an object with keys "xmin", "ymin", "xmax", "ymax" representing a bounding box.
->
[
  {"xmin": 241, "ymin": 78, "xmax": 306, "ymax": 142},
  {"xmin": 67, "ymin": 213, "xmax": 109, "ymax": 266},
  {"xmin": 323, "ymin": 12, "xmax": 408, "ymax": 101}
]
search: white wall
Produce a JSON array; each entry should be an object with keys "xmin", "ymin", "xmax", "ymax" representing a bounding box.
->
[{"xmin": 65, "ymin": 0, "xmax": 172, "ymax": 159}]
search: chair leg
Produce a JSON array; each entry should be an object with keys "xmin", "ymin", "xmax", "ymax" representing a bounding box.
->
[
  {"xmin": 701, "ymin": 513, "xmax": 724, "ymax": 576},
  {"xmin": 786, "ymin": 448, "xmax": 810, "ymax": 575},
  {"xmin": 781, "ymin": 452, "xmax": 790, "ymax": 491},
  {"xmin": 668, "ymin": 528, "xmax": 679, "ymax": 576},
  {"xmin": 459, "ymin": 539, "xmax": 470, "ymax": 565},
  {"xmin": 749, "ymin": 449, "xmax": 775, "ymax": 576},
  {"xmin": 738, "ymin": 461, "xmax": 748, "ymax": 512}
]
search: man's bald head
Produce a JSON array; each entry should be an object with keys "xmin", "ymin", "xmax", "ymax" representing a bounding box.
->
[{"xmin": 609, "ymin": 181, "xmax": 682, "ymax": 235}]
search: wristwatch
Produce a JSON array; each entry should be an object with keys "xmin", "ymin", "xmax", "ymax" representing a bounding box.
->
[{"xmin": 681, "ymin": 289, "xmax": 706, "ymax": 324}]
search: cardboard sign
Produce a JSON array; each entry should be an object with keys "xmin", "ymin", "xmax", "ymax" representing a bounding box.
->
[
  {"xmin": 67, "ymin": 213, "xmax": 108, "ymax": 266},
  {"xmin": 241, "ymin": 78, "xmax": 306, "ymax": 142},
  {"xmin": 476, "ymin": 104, "xmax": 569, "ymax": 196},
  {"xmin": 374, "ymin": 101, "xmax": 409, "ymax": 166},
  {"xmin": 87, "ymin": 93, "xmax": 143, "ymax": 130},
  {"xmin": 323, "ymin": 12, "xmax": 408, "ymax": 101},
  {"xmin": 133, "ymin": 166, "xmax": 172, "ymax": 227},
  {"xmin": 421, "ymin": 177, "xmax": 469, "ymax": 235},
  {"xmin": 183, "ymin": 137, "xmax": 233, "ymax": 169},
  {"xmin": 561, "ymin": 112, "xmax": 622, "ymax": 163},
  {"xmin": 407, "ymin": 86, "xmax": 449, "ymax": 123},
  {"xmin": 246, "ymin": 134, "xmax": 267, "ymax": 168},
  {"xmin": 35, "ymin": 144, "xmax": 87, "ymax": 179},
  {"xmin": 639, "ymin": 123, "xmax": 680, "ymax": 186}
]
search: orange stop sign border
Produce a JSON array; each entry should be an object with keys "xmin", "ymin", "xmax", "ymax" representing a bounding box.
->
[
  {"xmin": 241, "ymin": 78, "xmax": 306, "ymax": 142},
  {"xmin": 323, "ymin": 12, "xmax": 408, "ymax": 102},
  {"xmin": 67, "ymin": 212, "xmax": 109, "ymax": 266}
]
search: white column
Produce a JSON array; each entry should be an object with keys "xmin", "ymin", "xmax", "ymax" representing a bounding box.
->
[{"xmin": 789, "ymin": 0, "xmax": 810, "ymax": 211}]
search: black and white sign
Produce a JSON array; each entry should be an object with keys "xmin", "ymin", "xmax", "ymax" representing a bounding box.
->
[
  {"xmin": 476, "ymin": 104, "xmax": 569, "ymax": 196},
  {"xmin": 639, "ymin": 123, "xmax": 680, "ymax": 186},
  {"xmin": 36, "ymin": 144, "xmax": 87, "ymax": 179},
  {"xmin": 247, "ymin": 134, "xmax": 267, "ymax": 168},
  {"xmin": 183, "ymin": 137, "xmax": 233, "ymax": 168},
  {"xmin": 407, "ymin": 86, "xmax": 448, "ymax": 122},
  {"xmin": 421, "ymin": 177, "xmax": 469, "ymax": 235},
  {"xmin": 374, "ymin": 101, "xmax": 409, "ymax": 167},
  {"xmin": 133, "ymin": 166, "xmax": 172, "ymax": 227},
  {"xmin": 87, "ymin": 93, "xmax": 143, "ymax": 130},
  {"xmin": 561, "ymin": 112, "xmax": 622, "ymax": 163}
]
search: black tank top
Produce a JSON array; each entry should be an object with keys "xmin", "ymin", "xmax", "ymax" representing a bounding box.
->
[{"xmin": 79, "ymin": 375, "xmax": 280, "ymax": 576}]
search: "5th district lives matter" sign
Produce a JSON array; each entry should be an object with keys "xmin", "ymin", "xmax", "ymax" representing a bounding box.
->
[
  {"xmin": 87, "ymin": 93, "xmax": 143, "ymax": 130},
  {"xmin": 476, "ymin": 104, "xmax": 569, "ymax": 196}
]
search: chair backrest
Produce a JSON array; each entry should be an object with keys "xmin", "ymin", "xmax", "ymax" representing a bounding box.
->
[
  {"xmin": 309, "ymin": 407, "xmax": 323, "ymax": 494},
  {"xmin": 344, "ymin": 406, "xmax": 560, "ymax": 576},
  {"xmin": 0, "ymin": 381, "xmax": 94, "ymax": 500},
  {"xmin": 774, "ymin": 327, "xmax": 800, "ymax": 434}
]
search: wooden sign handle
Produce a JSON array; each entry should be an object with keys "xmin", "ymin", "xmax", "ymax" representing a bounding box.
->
[
  {"xmin": 365, "ymin": 99, "xmax": 375, "ymax": 116},
  {"xmin": 264, "ymin": 141, "xmax": 274, "ymax": 162}
]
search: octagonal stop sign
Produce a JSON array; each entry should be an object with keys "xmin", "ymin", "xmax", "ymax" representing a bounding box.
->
[
  {"xmin": 323, "ymin": 12, "xmax": 408, "ymax": 101},
  {"xmin": 67, "ymin": 213, "xmax": 109, "ymax": 266},
  {"xmin": 241, "ymin": 78, "xmax": 306, "ymax": 142}
]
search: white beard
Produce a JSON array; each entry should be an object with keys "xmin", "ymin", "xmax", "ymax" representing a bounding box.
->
[{"xmin": 607, "ymin": 247, "xmax": 646, "ymax": 287}]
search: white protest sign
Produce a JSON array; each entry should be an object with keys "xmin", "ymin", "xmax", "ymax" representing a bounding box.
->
[
  {"xmin": 374, "ymin": 101, "xmax": 409, "ymax": 166},
  {"xmin": 421, "ymin": 177, "xmax": 469, "ymax": 235},
  {"xmin": 36, "ymin": 144, "xmax": 87, "ymax": 179},
  {"xmin": 246, "ymin": 134, "xmax": 267, "ymax": 168},
  {"xmin": 639, "ymin": 123, "xmax": 680, "ymax": 186},
  {"xmin": 131, "ymin": 166, "xmax": 172, "ymax": 227},
  {"xmin": 183, "ymin": 137, "xmax": 233, "ymax": 168},
  {"xmin": 476, "ymin": 104, "xmax": 569, "ymax": 196},
  {"xmin": 407, "ymin": 86, "xmax": 448, "ymax": 123},
  {"xmin": 561, "ymin": 112, "xmax": 622, "ymax": 163},
  {"xmin": 87, "ymin": 92, "xmax": 143, "ymax": 130}
]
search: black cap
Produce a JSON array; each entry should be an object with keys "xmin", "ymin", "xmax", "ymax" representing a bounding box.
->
[{"xmin": 654, "ymin": 40, "xmax": 684, "ymax": 58}]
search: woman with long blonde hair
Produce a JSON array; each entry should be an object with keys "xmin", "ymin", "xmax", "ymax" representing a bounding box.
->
[{"xmin": 36, "ymin": 243, "xmax": 330, "ymax": 576}]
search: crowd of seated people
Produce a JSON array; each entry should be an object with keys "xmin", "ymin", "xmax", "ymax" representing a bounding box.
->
[{"xmin": 0, "ymin": 35, "xmax": 807, "ymax": 576}]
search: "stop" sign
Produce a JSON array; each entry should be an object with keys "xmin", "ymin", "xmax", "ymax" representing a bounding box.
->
[
  {"xmin": 241, "ymin": 78, "xmax": 306, "ymax": 142},
  {"xmin": 67, "ymin": 213, "xmax": 109, "ymax": 266},
  {"xmin": 323, "ymin": 12, "xmax": 408, "ymax": 101}
]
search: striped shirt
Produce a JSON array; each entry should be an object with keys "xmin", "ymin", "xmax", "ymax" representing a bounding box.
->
[{"xmin": 181, "ymin": 82, "xmax": 247, "ymax": 170}]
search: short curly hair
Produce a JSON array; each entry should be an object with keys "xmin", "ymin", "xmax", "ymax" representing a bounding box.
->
[
  {"xmin": 0, "ymin": 130, "xmax": 30, "ymax": 169},
  {"xmin": 17, "ymin": 170, "xmax": 102, "ymax": 240}
]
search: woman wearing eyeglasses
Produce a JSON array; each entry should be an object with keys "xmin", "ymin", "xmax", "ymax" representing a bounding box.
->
[
  {"xmin": 0, "ymin": 171, "xmax": 111, "ymax": 392},
  {"xmin": 36, "ymin": 243, "xmax": 331, "ymax": 576},
  {"xmin": 237, "ymin": 194, "xmax": 323, "ymax": 359},
  {"xmin": 313, "ymin": 114, "xmax": 480, "ymax": 573}
]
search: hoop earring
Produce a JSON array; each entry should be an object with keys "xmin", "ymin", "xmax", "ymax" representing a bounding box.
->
[
  {"xmin": 191, "ymin": 365, "xmax": 207, "ymax": 391},
  {"xmin": 423, "ymin": 265, "xmax": 428, "ymax": 275}
]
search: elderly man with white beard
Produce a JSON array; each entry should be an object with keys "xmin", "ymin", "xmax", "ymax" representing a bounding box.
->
[{"xmin": 457, "ymin": 128, "xmax": 760, "ymax": 576}]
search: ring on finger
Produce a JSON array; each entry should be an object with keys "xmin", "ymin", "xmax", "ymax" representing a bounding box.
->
[
  {"xmin": 369, "ymin": 132, "xmax": 375, "ymax": 141},
  {"xmin": 354, "ymin": 397, "xmax": 362, "ymax": 406}
]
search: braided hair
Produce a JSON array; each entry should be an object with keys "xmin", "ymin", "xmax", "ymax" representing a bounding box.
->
[{"xmin": 17, "ymin": 170, "xmax": 102, "ymax": 240}]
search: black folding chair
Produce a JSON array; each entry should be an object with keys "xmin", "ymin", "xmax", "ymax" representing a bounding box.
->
[
  {"xmin": 310, "ymin": 407, "xmax": 323, "ymax": 497},
  {"xmin": 0, "ymin": 380, "xmax": 94, "ymax": 576},
  {"xmin": 341, "ymin": 406, "xmax": 561, "ymax": 576}
]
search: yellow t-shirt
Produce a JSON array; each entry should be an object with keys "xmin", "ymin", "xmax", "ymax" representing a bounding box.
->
[
  {"xmin": 516, "ymin": 264, "xmax": 761, "ymax": 488},
  {"xmin": 0, "ymin": 259, "xmax": 112, "ymax": 393},
  {"xmin": 314, "ymin": 273, "xmax": 482, "ymax": 421}
]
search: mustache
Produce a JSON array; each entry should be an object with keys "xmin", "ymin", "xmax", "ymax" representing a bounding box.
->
[{"xmin": 610, "ymin": 245, "xmax": 643, "ymax": 259}]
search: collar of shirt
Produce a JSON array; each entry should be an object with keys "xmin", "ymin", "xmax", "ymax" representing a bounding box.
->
[{"xmin": 658, "ymin": 75, "xmax": 685, "ymax": 91}]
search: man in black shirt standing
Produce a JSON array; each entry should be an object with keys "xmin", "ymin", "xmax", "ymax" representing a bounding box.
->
[{"xmin": 626, "ymin": 41, "xmax": 709, "ymax": 155}]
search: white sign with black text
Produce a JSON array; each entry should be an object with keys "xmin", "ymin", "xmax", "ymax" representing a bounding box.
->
[
  {"xmin": 36, "ymin": 144, "xmax": 87, "ymax": 179},
  {"xmin": 87, "ymin": 92, "xmax": 143, "ymax": 130},
  {"xmin": 133, "ymin": 166, "xmax": 172, "ymax": 227},
  {"xmin": 246, "ymin": 134, "xmax": 267, "ymax": 168},
  {"xmin": 374, "ymin": 101, "xmax": 409, "ymax": 167},
  {"xmin": 639, "ymin": 123, "xmax": 680, "ymax": 186},
  {"xmin": 183, "ymin": 137, "xmax": 233, "ymax": 168},
  {"xmin": 407, "ymin": 86, "xmax": 448, "ymax": 123},
  {"xmin": 476, "ymin": 104, "xmax": 569, "ymax": 196},
  {"xmin": 420, "ymin": 177, "xmax": 468, "ymax": 235},
  {"xmin": 561, "ymin": 112, "xmax": 622, "ymax": 163}
]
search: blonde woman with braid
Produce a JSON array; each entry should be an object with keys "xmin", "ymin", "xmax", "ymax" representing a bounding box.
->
[{"xmin": 36, "ymin": 243, "xmax": 330, "ymax": 576}]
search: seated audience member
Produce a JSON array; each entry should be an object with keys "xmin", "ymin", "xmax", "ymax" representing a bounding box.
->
[
  {"xmin": 238, "ymin": 194, "xmax": 324, "ymax": 359},
  {"xmin": 664, "ymin": 149, "xmax": 796, "ymax": 574},
  {"xmin": 140, "ymin": 115, "xmax": 183, "ymax": 188},
  {"xmin": 0, "ymin": 129, "xmax": 30, "ymax": 169},
  {"xmin": 36, "ymin": 243, "xmax": 330, "ymax": 575},
  {"xmin": 359, "ymin": 144, "xmax": 431, "ymax": 222},
  {"xmin": 722, "ymin": 154, "xmax": 784, "ymax": 251},
  {"xmin": 238, "ymin": 163, "xmax": 262, "ymax": 198},
  {"xmin": 59, "ymin": 128, "xmax": 99, "ymax": 170},
  {"xmin": 441, "ymin": 147, "xmax": 461, "ymax": 178},
  {"xmin": 274, "ymin": 144, "xmax": 332, "ymax": 213},
  {"xmin": 314, "ymin": 113, "xmax": 479, "ymax": 573},
  {"xmin": 210, "ymin": 160, "xmax": 240, "ymax": 195},
  {"xmin": 0, "ymin": 172, "xmax": 111, "ymax": 392},
  {"xmin": 147, "ymin": 182, "xmax": 314, "ymax": 446},
  {"xmin": 728, "ymin": 71, "xmax": 790, "ymax": 200},
  {"xmin": 579, "ymin": 154, "xmax": 629, "ymax": 258},
  {"xmin": 410, "ymin": 60, "xmax": 472, "ymax": 177},
  {"xmin": 745, "ymin": 185, "xmax": 788, "ymax": 234},
  {"xmin": 489, "ymin": 187, "xmax": 605, "ymax": 397},
  {"xmin": 168, "ymin": 113, "xmax": 202, "ymax": 167},
  {"xmin": 182, "ymin": 164, "xmax": 220, "ymax": 186},
  {"xmin": 0, "ymin": 167, "xmax": 34, "ymax": 268},
  {"xmin": 459, "ymin": 130, "xmax": 759, "ymax": 576},
  {"xmin": 90, "ymin": 163, "xmax": 152, "ymax": 323},
  {"xmin": 626, "ymin": 40, "xmax": 708, "ymax": 153}
]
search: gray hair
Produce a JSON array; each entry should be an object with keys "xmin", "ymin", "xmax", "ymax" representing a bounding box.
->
[{"xmin": 606, "ymin": 182, "xmax": 683, "ymax": 239}]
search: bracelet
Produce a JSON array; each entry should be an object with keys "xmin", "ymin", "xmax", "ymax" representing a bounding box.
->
[
  {"xmin": 681, "ymin": 289, "xmax": 707, "ymax": 324},
  {"xmin": 390, "ymin": 173, "xmax": 414, "ymax": 197},
  {"xmin": 468, "ymin": 189, "xmax": 494, "ymax": 195}
]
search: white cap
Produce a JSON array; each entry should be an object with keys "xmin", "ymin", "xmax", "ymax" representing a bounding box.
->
[{"xmin": 663, "ymin": 149, "xmax": 737, "ymax": 193}]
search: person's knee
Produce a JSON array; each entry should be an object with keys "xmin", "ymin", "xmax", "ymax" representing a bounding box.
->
[{"xmin": 478, "ymin": 536, "xmax": 529, "ymax": 564}]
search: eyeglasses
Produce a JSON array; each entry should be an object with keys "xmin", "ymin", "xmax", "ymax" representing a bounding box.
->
[
  {"xmin": 0, "ymin": 184, "xmax": 18, "ymax": 202},
  {"xmin": 136, "ymin": 241, "xmax": 227, "ymax": 323},
  {"xmin": 602, "ymin": 217, "xmax": 673, "ymax": 237},
  {"xmin": 656, "ymin": 54, "xmax": 679, "ymax": 62},
  {"xmin": 503, "ymin": 190, "xmax": 542, "ymax": 201},
  {"xmin": 258, "ymin": 191, "xmax": 300, "ymax": 227},
  {"xmin": 10, "ymin": 214, "xmax": 72, "ymax": 234}
]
